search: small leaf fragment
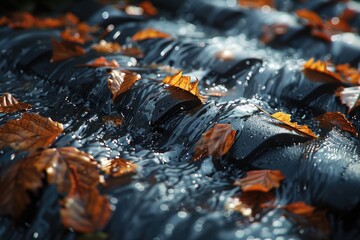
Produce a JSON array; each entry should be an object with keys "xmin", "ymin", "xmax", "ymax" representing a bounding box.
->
[
  {"xmin": 101, "ymin": 158, "xmax": 137, "ymax": 177},
  {"xmin": 138, "ymin": 1, "xmax": 158, "ymax": 16},
  {"xmin": 0, "ymin": 113, "xmax": 63, "ymax": 152},
  {"xmin": 238, "ymin": 0, "xmax": 275, "ymax": 8},
  {"xmin": 163, "ymin": 71, "xmax": 208, "ymax": 103},
  {"xmin": 0, "ymin": 93, "xmax": 31, "ymax": 113},
  {"xmin": 271, "ymin": 112, "xmax": 317, "ymax": 138},
  {"xmin": 91, "ymin": 40, "xmax": 122, "ymax": 54},
  {"xmin": 283, "ymin": 202, "xmax": 315, "ymax": 216},
  {"xmin": 51, "ymin": 38, "xmax": 86, "ymax": 62},
  {"xmin": 79, "ymin": 57, "xmax": 120, "ymax": 68},
  {"xmin": 235, "ymin": 170, "xmax": 285, "ymax": 192},
  {"xmin": 108, "ymin": 70, "xmax": 141, "ymax": 102},
  {"xmin": 193, "ymin": 123, "xmax": 236, "ymax": 161},
  {"xmin": 131, "ymin": 28, "xmax": 171, "ymax": 41},
  {"xmin": 335, "ymin": 86, "xmax": 360, "ymax": 112},
  {"xmin": 314, "ymin": 112, "xmax": 358, "ymax": 136}
]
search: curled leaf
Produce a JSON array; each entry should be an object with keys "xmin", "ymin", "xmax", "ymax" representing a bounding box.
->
[
  {"xmin": 79, "ymin": 57, "xmax": 120, "ymax": 68},
  {"xmin": 101, "ymin": 158, "xmax": 137, "ymax": 177},
  {"xmin": 314, "ymin": 112, "xmax": 358, "ymax": 136},
  {"xmin": 61, "ymin": 189, "xmax": 112, "ymax": 233},
  {"xmin": 131, "ymin": 28, "xmax": 171, "ymax": 41},
  {"xmin": 91, "ymin": 40, "xmax": 122, "ymax": 54},
  {"xmin": 0, "ymin": 93, "xmax": 31, "ymax": 113},
  {"xmin": 335, "ymin": 86, "xmax": 360, "ymax": 112},
  {"xmin": 335, "ymin": 63, "xmax": 360, "ymax": 85},
  {"xmin": 296, "ymin": 9, "xmax": 324, "ymax": 28},
  {"xmin": 163, "ymin": 71, "xmax": 208, "ymax": 103},
  {"xmin": 51, "ymin": 38, "xmax": 86, "ymax": 62},
  {"xmin": 108, "ymin": 70, "xmax": 141, "ymax": 102},
  {"xmin": 283, "ymin": 202, "xmax": 315, "ymax": 216},
  {"xmin": 0, "ymin": 113, "xmax": 63, "ymax": 152},
  {"xmin": 193, "ymin": 123, "xmax": 236, "ymax": 161},
  {"xmin": 235, "ymin": 170, "xmax": 285, "ymax": 192},
  {"xmin": 303, "ymin": 58, "xmax": 342, "ymax": 83},
  {"xmin": 0, "ymin": 159, "xmax": 43, "ymax": 219},
  {"xmin": 271, "ymin": 112, "xmax": 317, "ymax": 138}
]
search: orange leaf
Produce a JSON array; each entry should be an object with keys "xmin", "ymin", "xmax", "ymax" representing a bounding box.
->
[
  {"xmin": 120, "ymin": 46, "xmax": 144, "ymax": 58},
  {"xmin": 131, "ymin": 28, "xmax": 171, "ymax": 41},
  {"xmin": 162, "ymin": 71, "xmax": 208, "ymax": 103},
  {"xmin": 138, "ymin": 1, "xmax": 158, "ymax": 16},
  {"xmin": 235, "ymin": 170, "xmax": 285, "ymax": 192},
  {"xmin": 79, "ymin": 57, "xmax": 120, "ymax": 68},
  {"xmin": 60, "ymin": 28, "xmax": 85, "ymax": 44},
  {"xmin": 271, "ymin": 111, "xmax": 317, "ymax": 138},
  {"xmin": 335, "ymin": 86, "xmax": 360, "ymax": 112},
  {"xmin": 314, "ymin": 112, "xmax": 358, "ymax": 136},
  {"xmin": 0, "ymin": 113, "xmax": 63, "ymax": 152},
  {"xmin": 61, "ymin": 189, "xmax": 112, "ymax": 233},
  {"xmin": 238, "ymin": 0, "xmax": 275, "ymax": 8},
  {"xmin": 91, "ymin": 40, "xmax": 122, "ymax": 54},
  {"xmin": 101, "ymin": 158, "xmax": 137, "ymax": 177},
  {"xmin": 102, "ymin": 115, "xmax": 124, "ymax": 126},
  {"xmin": 0, "ymin": 159, "xmax": 43, "ymax": 219},
  {"xmin": 193, "ymin": 123, "xmax": 236, "ymax": 161},
  {"xmin": 51, "ymin": 38, "xmax": 86, "ymax": 62},
  {"xmin": 0, "ymin": 16, "xmax": 8, "ymax": 26},
  {"xmin": 303, "ymin": 58, "xmax": 342, "ymax": 83},
  {"xmin": 296, "ymin": 9, "xmax": 324, "ymax": 28},
  {"xmin": 34, "ymin": 17, "xmax": 64, "ymax": 29},
  {"xmin": 8, "ymin": 12, "xmax": 35, "ymax": 29},
  {"xmin": 261, "ymin": 23, "xmax": 289, "ymax": 44},
  {"xmin": 0, "ymin": 93, "xmax": 31, "ymax": 113},
  {"xmin": 335, "ymin": 63, "xmax": 360, "ymax": 85},
  {"xmin": 283, "ymin": 202, "xmax": 315, "ymax": 216},
  {"xmin": 108, "ymin": 70, "xmax": 141, "ymax": 102},
  {"xmin": 30, "ymin": 147, "xmax": 100, "ymax": 195}
]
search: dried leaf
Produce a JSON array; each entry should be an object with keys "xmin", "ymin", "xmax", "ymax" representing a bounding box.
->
[
  {"xmin": 0, "ymin": 93, "xmax": 31, "ymax": 113},
  {"xmin": 101, "ymin": 158, "xmax": 137, "ymax": 177},
  {"xmin": 61, "ymin": 189, "xmax": 112, "ymax": 233},
  {"xmin": 30, "ymin": 147, "xmax": 100, "ymax": 195},
  {"xmin": 138, "ymin": 1, "xmax": 158, "ymax": 16},
  {"xmin": 79, "ymin": 57, "xmax": 120, "ymax": 68},
  {"xmin": 335, "ymin": 63, "xmax": 360, "ymax": 85},
  {"xmin": 314, "ymin": 112, "xmax": 358, "ymax": 136},
  {"xmin": 0, "ymin": 16, "xmax": 8, "ymax": 26},
  {"xmin": 283, "ymin": 202, "xmax": 315, "ymax": 216},
  {"xmin": 271, "ymin": 112, "xmax": 317, "ymax": 138},
  {"xmin": 91, "ymin": 40, "xmax": 122, "ymax": 54},
  {"xmin": 303, "ymin": 58, "xmax": 342, "ymax": 83},
  {"xmin": 296, "ymin": 9, "xmax": 324, "ymax": 28},
  {"xmin": 102, "ymin": 115, "xmax": 124, "ymax": 126},
  {"xmin": 163, "ymin": 71, "xmax": 208, "ymax": 103},
  {"xmin": 193, "ymin": 124, "xmax": 236, "ymax": 161},
  {"xmin": 238, "ymin": 0, "xmax": 275, "ymax": 8},
  {"xmin": 0, "ymin": 113, "xmax": 63, "ymax": 152},
  {"xmin": 235, "ymin": 170, "xmax": 285, "ymax": 192},
  {"xmin": 120, "ymin": 46, "xmax": 144, "ymax": 58},
  {"xmin": 335, "ymin": 86, "xmax": 360, "ymax": 112},
  {"xmin": 8, "ymin": 12, "xmax": 35, "ymax": 29},
  {"xmin": 0, "ymin": 159, "xmax": 43, "ymax": 218},
  {"xmin": 131, "ymin": 28, "xmax": 171, "ymax": 41},
  {"xmin": 108, "ymin": 70, "xmax": 141, "ymax": 102},
  {"xmin": 51, "ymin": 38, "xmax": 86, "ymax": 62}
]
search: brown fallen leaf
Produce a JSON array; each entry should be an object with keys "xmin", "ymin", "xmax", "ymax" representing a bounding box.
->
[
  {"xmin": 8, "ymin": 12, "xmax": 35, "ymax": 29},
  {"xmin": 61, "ymin": 188, "xmax": 112, "ymax": 233},
  {"xmin": 30, "ymin": 147, "xmax": 100, "ymax": 195},
  {"xmin": 261, "ymin": 23, "xmax": 289, "ymax": 44},
  {"xmin": 193, "ymin": 124, "xmax": 236, "ymax": 161},
  {"xmin": 271, "ymin": 112, "xmax": 317, "ymax": 138},
  {"xmin": 163, "ymin": 71, "xmax": 208, "ymax": 104},
  {"xmin": 0, "ymin": 159, "xmax": 43, "ymax": 219},
  {"xmin": 0, "ymin": 113, "xmax": 63, "ymax": 152},
  {"xmin": 101, "ymin": 158, "xmax": 137, "ymax": 177},
  {"xmin": 91, "ymin": 40, "xmax": 122, "ymax": 54},
  {"xmin": 283, "ymin": 202, "xmax": 315, "ymax": 215},
  {"xmin": 79, "ymin": 57, "xmax": 120, "ymax": 68},
  {"xmin": 296, "ymin": 9, "xmax": 324, "ymax": 28},
  {"xmin": 51, "ymin": 38, "xmax": 86, "ymax": 62},
  {"xmin": 335, "ymin": 63, "xmax": 360, "ymax": 85},
  {"xmin": 0, "ymin": 16, "xmax": 8, "ymax": 26},
  {"xmin": 102, "ymin": 115, "xmax": 124, "ymax": 127},
  {"xmin": 131, "ymin": 28, "xmax": 171, "ymax": 42},
  {"xmin": 303, "ymin": 58, "xmax": 342, "ymax": 83},
  {"xmin": 108, "ymin": 70, "xmax": 141, "ymax": 102},
  {"xmin": 138, "ymin": 1, "xmax": 158, "ymax": 16},
  {"xmin": 335, "ymin": 86, "xmax": 360, "ymax": 112},
  {"xmin": 235, "ymin": 170, "xmax": 285, "ymax": 192},
  {"xmin": 120, "ymin": 46, "xmax": 144, "ymax": 58},
  {"xmin": 314, "ymin": 112, "xmax": 358, "ymax": 136},
  {"xmin": 238, "ymin": 0, "xmax": 275, "ymax": 8},
  {"xmin": 0, "ymin": 93, "xmax": 31, "ymax": 113}
]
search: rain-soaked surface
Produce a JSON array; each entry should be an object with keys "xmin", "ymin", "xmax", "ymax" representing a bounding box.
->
[{"xmin": 1, "ymin": 0, "xmax": 360, "ymax": 239}]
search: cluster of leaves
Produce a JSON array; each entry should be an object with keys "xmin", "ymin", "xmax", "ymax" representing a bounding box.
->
[
  {"xmin": 0, "ymin": 93, "xmax": 137, "ymax": 233},
  {"xmin": 226, "ymin": 170, "xmax": 329, "ymax": 234}
]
